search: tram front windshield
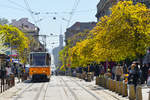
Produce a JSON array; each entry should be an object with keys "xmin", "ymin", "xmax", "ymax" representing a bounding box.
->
[{"xmin": 30, "ymin": 53, "xmax": 46, "ymax": 66}]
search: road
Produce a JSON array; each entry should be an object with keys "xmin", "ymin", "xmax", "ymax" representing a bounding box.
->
[{"xmin": 0, "ymin": 76, "xmax": 129, "ymax": 100}]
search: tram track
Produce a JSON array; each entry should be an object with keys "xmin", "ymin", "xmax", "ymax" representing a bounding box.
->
[
  {"xmin": 69, "ymin": 77, "xmax": 102, "ymax": 100},
  {"xmin": 54, "ymin": 76, "xmax": 68, "ymax": 100},
  {"xmin": 33, "ymin": 82, "xmax": 45, "ymax": 100},
  {"xmin": 69, "ymin": 77, "xmax": 122, "ymax": 100},
  {"xmin": 59, "ymin": 77, "xmax": 79, "ymax": 100},
  {"xmin": 14, "ymin": 81, "xmax": 34, "ymax": 100},
  {"xmin": 43, "ymin": 81, "xmax": 50, "ymax": 100},
  {"xmin": 14, "ymin": 80, "xmax": 49, "ymax": 100}
]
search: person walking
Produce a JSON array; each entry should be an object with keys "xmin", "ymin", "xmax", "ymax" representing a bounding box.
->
[
  {"xmin": 17, "ymin": 64, "xmax": 23, "ymax": 83},
  {"xmin": 115, "ymin": 64, "xmax": 123, "ymax": 81},
  {"xmin": 5, "ymin": 65, "xmax": 12, "ymax": 77},
  {"xmin": 111, "ymin": 65, "xmax": 116, "ymax": 80},
  {"xmin": 128, "ymin": 61, "xmax": 140, "ymax": 91},
  {"xmin": 141, "ymin": 64, "xmax": 149, "ymax": 84}
]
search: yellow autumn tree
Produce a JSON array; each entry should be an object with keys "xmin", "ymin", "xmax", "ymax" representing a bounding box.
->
[
  {"xmin": 59, "ymin": 30, "xmax": 91, "ymax": 69},
  {"xmin": 92, "ymin": 1, "xmax": 150, "ymax": 62},
  {"xmin": 0, "ymin": 25, "xmax": 29, "ymax": 63}
]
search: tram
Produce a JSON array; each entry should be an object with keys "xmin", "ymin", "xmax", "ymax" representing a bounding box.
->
[{"xmin": 29, "ymin": 52, "xmax": 51, "ymax": 81}]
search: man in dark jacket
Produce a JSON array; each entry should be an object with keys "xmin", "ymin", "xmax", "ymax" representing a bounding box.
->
[{"xmin": 141, "ymin": 64, "xmax": 149, "ymax": 84}]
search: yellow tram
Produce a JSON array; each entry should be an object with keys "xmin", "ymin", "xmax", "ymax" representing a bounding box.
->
[{"xmin": 29, "ymin": 52, "xmax": 51, "ymax": 81}]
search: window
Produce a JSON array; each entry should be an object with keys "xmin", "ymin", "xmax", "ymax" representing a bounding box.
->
[{"xmin": 30, "ymin": 53, "xmax": 51, "ymax": 66}]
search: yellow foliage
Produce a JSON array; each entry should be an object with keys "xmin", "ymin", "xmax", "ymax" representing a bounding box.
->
[{"xmin": 59, "ymin": 1, "xmax": 150, "ymax": 68}]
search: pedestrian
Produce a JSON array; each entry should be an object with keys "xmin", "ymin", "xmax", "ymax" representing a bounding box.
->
[
  {"xmin": 141, "ymin": 64, "xmax": 149, "ymax": 84},
  {"xmin": 111, "ymin": 65, "xmax": 116, "ymax": 80},
  {"xmin": 99, "ymin": 63, "xmax": 105, "ymax": 75},
  {"xmin": 115, "ymin": 64, "xmax": 123, "ymax": 81},
  {"xmin": 17, "ymin": 64, "xmax": 23, "ymax": 83},
  {"xmin": 123, "ymin": 62, "xmax": 128, "ymax": 74},
  {"xmin": 5, "ymin": 65, "xmax": 12, "ymax": 77},
  {"xmin": 94, "ymin": 63, "xmax": 100, "ymax": 77},
  {"xmin": 128, "ymin": 61, "xmax": 140, "ymax": 91},
  {"xmin": 128, "ymin": 63, "xmax": 136, "ymax": 84}
]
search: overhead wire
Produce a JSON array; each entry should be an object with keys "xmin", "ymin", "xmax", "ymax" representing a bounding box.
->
[
  {"xmin": 67, "ymin": 0, "xmax": 80, "ymax": 27},
  {"xmin": 33, "ymin": 9, "xmax": 96, "ymax": 15},
  {"xmin": 23, "ymin": 0, "xmax": 37, "ymax": 26},
  {"xmin": 0, "ymin": 4, "xmax": 26, "ymax": 12},
  {"xmin": 7, "ymin": 0, "xmax": 28, "ymax": 11}
]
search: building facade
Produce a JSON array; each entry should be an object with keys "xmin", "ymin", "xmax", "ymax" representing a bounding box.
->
[
  {"xmin": 10, "ymin": 18, "xmax": 44, "ymax": 51},
  {"xmin": 52, "ymin": 34, "xmax": 64, "ymax": 68},
  {"xmin": 96, "ymin": 0, "xmax": 150, "ymax": 21},
  {"xmin": 10, "ymin": 18, "xmax": 39, "ymax": 40},
  {"xmin": 64, "ymin": 22, "xmax": 96, "ymax": 45}
]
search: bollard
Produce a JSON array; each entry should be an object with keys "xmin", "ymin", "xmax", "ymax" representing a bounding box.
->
[
  {"xmin": 122, "ymin": 83, "xmax": 128, "ymax": 97},
  {"xmin": 116, "ymin": 81, "xmax": 120, "ymax": 93},
  {"xmin": 99, "ymin": 76, "xmax": 102, "ymax": 86},
  {"xmin": 109, "ymin": 79, "xmax": 111, "ymax": 90},
  {"xmin": 96, "ymin": 77, "xmax": 99, "ymax": 85},
  {"xmin": 120, "ymin": 81, "xmax": 123, "ymax": 95},
  {"xmin": 79, "ymin": 74, "xmax": 81, "ymax": 79},
  {"xmin": 108, "ymin": 79, "xmax": 110, "ymax": 90},
  {"xmin": 149, "ymin": 91, "xmax": 150, "ymax": 100},
  {"xmin": 102, "ymin": 76, "xmax": 104, "ymax": 87},
  {"xmin": 115, "ymin": 81, "xmax": 117, "ymax": 93},
  {"xmin": 129, "ymin": 85, "xmax": 136, "ymax": 100},
  {"xmin": 104, "ymin": 77, "xmax": 106, "ymax": 88},
  {"xmin": 112, "ymin": 80, "xmax": 115, "ymax": 92},
  {"xmin": 110, "ymin": 79, "xmax": 113, "ymax": 91},
  {"xmin": 136, "ymin": 85, "xmax": 142, "ymax": 100},
  {"xmin": 106, "ymin": 78, "xmax": 109, "ymax": 89},
  {"xmin": 105, "ymin": 78, "xmax": 107, "ymax": 88}
]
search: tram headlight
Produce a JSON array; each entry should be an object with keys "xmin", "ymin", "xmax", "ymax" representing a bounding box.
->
[{"xmin": 32, "ymin": 71, "xmax": 36, "ymax": 73}]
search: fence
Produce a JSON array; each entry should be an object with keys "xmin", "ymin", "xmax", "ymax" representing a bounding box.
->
[{"xmin": 0, "ymin": 74, "xmax": 15, "ymax": 93}]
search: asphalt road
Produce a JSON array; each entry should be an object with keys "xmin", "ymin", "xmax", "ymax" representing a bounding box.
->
[{"xmin": 0, "ymin": 76, "xmax": 130, "ymax": 100}]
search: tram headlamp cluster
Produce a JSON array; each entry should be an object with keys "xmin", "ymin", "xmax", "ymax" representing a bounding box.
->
[
  {"xmin": 32, "ymin": 71, "xmax": 36, "ymax": 72},
  {"xmin": 43, "ymin": 71, "xmax": 47, "ymax": 72}
]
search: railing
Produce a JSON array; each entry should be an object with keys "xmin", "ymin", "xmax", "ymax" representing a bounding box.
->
[{"xmin": 0, "ymin": 74, "xmax": 15, "ymax": 93}]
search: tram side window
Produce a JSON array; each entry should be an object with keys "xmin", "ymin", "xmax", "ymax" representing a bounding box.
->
[
  {"xmin": 46, "ymin": 54, "xmax": 50, "ymax": 66},
  {"xmin": 30, "ymin": 54, "xmax": 33, "ymax": 65}
]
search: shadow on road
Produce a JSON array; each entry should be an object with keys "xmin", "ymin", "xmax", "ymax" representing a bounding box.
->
[
  {"xmin": 23, "ymin": 79, "xmax": 49, "ymax": 83},
  {"xmin": 90, "ymin": 86, "xmax": 105, "ymax": 91}
]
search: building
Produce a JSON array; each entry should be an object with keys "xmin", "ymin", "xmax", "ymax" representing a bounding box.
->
[
  {"xmin": 52, "ymin": 34, "xmax": 64, "ymax": 68},
  {"xmin": 96, "ymin": 0, "xmax": 150, "ymax": 21},
  {"xmin": 64, "ymin": 22, "xmax": 96, "ymax": 45},
  {"xmin": 10, "ymin": 18, "xmax": 44, "ymax": 51},
  {"xmin": 10, "ymin": 18, "xmax": 39, "ymax": 40}
]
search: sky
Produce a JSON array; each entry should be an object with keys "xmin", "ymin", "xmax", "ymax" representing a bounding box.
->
[{"xmin": 0, "ymin": 0, "xmax": 99, "ymax": 52}]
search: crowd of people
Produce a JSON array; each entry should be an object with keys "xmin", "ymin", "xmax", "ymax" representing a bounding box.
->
[
  {"xmin": 73, "ymin": 61, "xmax": 150, "ymax": 88},
  {"xmin": 4, "ymin": 62, "xmax": 25, "ymax": 83}
]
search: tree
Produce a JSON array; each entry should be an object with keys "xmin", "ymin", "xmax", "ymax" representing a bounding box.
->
[
  {"xmin": 0, "ymin": 25, "xmax": 29, "ymax": 63},
  {"xmin": 92, "ymin": 1, "xmax": 150, "ymax": 62},
  {"xmin": 0, "ymin": 34, "xmax": 8, "ymax": 54},
  {"xmin": 60, "ymin": 1, "xmax": 150, "ymax": 69}
]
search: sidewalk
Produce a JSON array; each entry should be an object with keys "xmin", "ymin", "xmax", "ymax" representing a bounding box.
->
[
  {"xmin": 141, "ymin": 85, "xmax": 149, "ymax": 100},
  {"xmin": 72, "ymin": 77, "xmax": 129, "ymax": 100},
  {"xmin": 76, "ymin": 76, "xmax": 150, "ymax": 100},
  {"xmin": 0, "ymin": 80, "xmax": 30, "ymax": 100}
]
